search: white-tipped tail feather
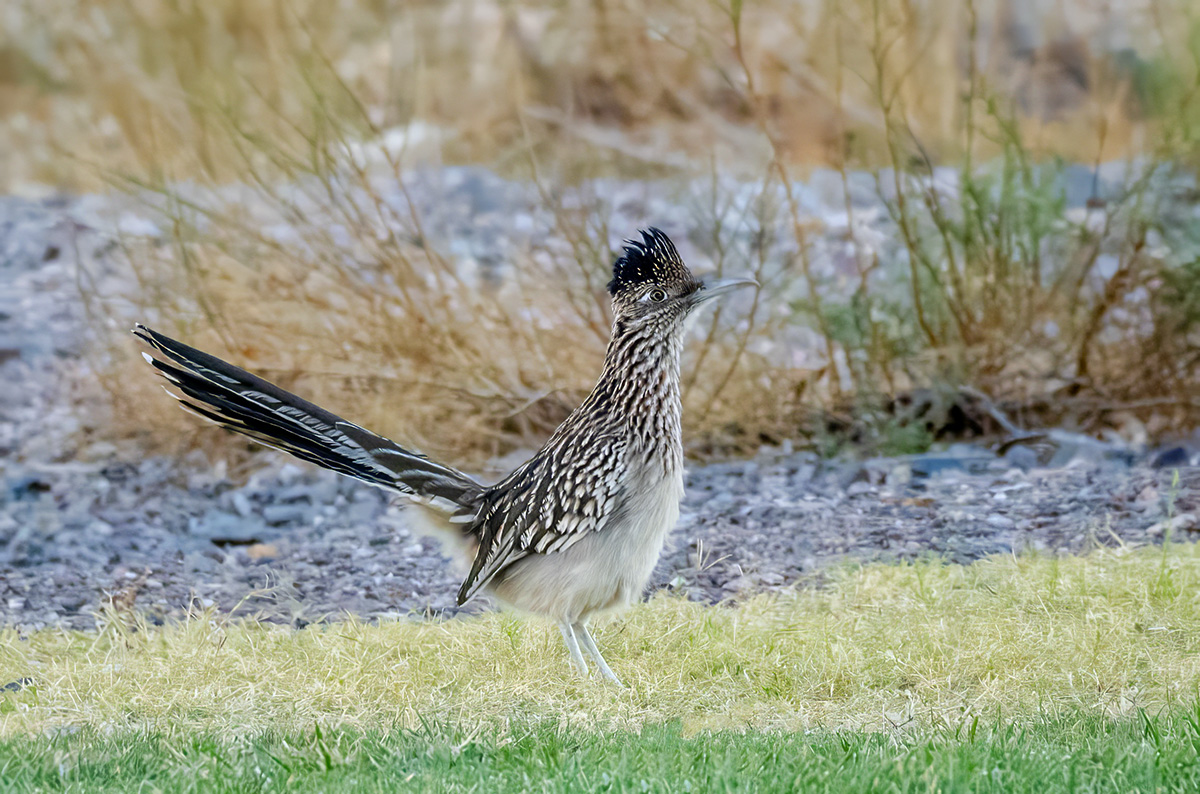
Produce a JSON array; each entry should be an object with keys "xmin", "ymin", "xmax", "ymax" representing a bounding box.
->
[{"xmin": 132, "ymin": 324, "xmax": 483, "ymax": 512}]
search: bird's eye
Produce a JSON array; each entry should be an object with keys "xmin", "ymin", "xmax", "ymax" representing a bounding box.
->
[{"xmin": 647, "ymin": 288, "xmax": 668, "ymax": 302}]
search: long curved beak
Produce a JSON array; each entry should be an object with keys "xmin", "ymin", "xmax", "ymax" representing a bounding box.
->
[{"xmin": 694, "ymin": 276, "xmax": 758, "ymax": 304}]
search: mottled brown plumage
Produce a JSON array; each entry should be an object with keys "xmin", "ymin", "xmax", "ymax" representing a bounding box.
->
[{"xmin": 134, "ymin": 227, "xmax": 755, "ymax": 684}]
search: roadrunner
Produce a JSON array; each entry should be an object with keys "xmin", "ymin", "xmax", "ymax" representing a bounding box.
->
[{"xmin": 134, "ymin": 228, "xmax": 755, "ymax": 684}]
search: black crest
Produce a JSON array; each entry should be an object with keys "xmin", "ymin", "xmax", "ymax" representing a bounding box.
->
[{"xmin": 607, "ymin": 228, "xmax": 690, "ymax": 296}]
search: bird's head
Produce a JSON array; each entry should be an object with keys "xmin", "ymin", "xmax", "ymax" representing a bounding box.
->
[{"xmin": 606, "ymin": 228, "xmax": 756, "ymax": 332}]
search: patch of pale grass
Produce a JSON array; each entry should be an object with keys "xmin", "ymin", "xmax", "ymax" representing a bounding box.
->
[{"xmin": 2, "ymin": 544, "xmax": 1198, "ymax": 738}]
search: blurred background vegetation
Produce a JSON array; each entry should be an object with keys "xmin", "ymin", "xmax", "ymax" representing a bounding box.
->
[{"xmin": 2, "ymin": 0, "xmax": 1198, "ymax": 463}]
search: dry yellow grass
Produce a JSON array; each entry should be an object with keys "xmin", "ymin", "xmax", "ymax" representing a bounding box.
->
[{"xmin": 2, "ymin": 544, "xmax": 1198, "ymax": 738}]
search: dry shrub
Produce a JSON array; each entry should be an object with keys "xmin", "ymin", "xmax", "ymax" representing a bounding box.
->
[
  {"xmin": 6, "ymin": 0, "xmax": 1200, "ymax": 459},
  {"xmin": 109, "ymin": 191, "xmax": 606, "ymax": 463},
  {"xmin": 103, "ymin": 173, "xmax": 795, "ymax": 463},
  {"xmin": 800, "ymin": 0, "xmax": 1200, "ymax": 441}
]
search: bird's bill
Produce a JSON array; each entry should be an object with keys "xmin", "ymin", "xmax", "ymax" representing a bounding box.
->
[{"xmin": 693, "ymin": 276, "xmax": 758, "ymax": 303}]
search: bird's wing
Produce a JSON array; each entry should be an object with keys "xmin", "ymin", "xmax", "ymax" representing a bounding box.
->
[{"xmin": 455, "ymin": 433, "xmax": 628, "ymax": 605}]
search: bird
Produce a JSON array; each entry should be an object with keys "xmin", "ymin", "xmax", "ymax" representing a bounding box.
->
[{"xmin": 133, "ymin": 227, "xmax": 756, "ymax": 684}]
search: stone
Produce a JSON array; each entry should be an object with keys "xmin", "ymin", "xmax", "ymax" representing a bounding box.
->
[
  {"xmin": 1045, "ymin": 430, "xmax": 1135, "ymax": 468},
  {"xmin": 985, "ymin": 514, "xmax": 1016, "ymax": 530},
  {"xmin": 887, "ymin": 463, "xmax": 913, "ymax": 487},
  {"xmin": 6, "ymin": 475, "xmax": 51, "ymax": 501},
  {"xmin": 846, "ymin": 481, "xmax": 875, "ymax": 497},
  {"xmin": 1151, "ymin": 446, "xmax": 1192, "ymax": 469},
  {"xmin": 261, "ymin": 504, "xmax": 312, "ymax": 526},
  {"xmin": 1003, "ymin": 445, "xmax": 1040, "ymax": 471},
  {"xmin": 909, "ymin": 454, "xmax": 990, "ymax": 478},
  {"xmin": 190, "ymin": 511, "xmax": 268, "ymax": 545},
  {"xmin": 229, "ymin": 491, "xmax": 254, "ymax": 518},
  {"xmin": 1146, "ymin": 513, "xmax": 1197, "ymax": 537},
  {"xmin": 246, "ymin": 543, "xmax": 278, "ymax": 561},
  {"xmin": 57, "ymin": 594, "xmax": 87, "ymax": 611}
]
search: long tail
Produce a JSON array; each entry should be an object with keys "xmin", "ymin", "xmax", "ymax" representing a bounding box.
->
[{"xmin": 133, "ymin": 324, "xmax": 483, "ymax": 511}]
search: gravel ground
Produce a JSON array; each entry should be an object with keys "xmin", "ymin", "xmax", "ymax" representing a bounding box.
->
[
  {"xmin": 1, "ymin": 442, "xmax": 1197, "ymax": 632},
  {"xmin": 1, "ymin": 178, "xmax": 1198, "ymax": 633}
]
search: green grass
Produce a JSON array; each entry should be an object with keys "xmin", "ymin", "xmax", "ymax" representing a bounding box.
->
[
  {"xmin": 2, "ymin": 544, "xmax": 1199, "ymax": 789},
  {"xmin": 1, "ymin": 712, "xmax": 1199, "ymax": 793}
]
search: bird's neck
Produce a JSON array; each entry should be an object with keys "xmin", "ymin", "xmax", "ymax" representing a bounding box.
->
[{"xmin": 595, "ymin": 321, "xmax": 685, "ymax": 454}]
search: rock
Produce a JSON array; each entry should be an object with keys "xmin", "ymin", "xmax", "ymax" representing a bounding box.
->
[
  {"xmin": 57, "ymin": 594, "xmax": 87, "ymax": 611},
  {"xmin": 229, "ymin": 491, "xmax": 254, "ymax": 518},
  {"xmin": 758, "ymin": 571, "xmax": 785, "ymax": 587},
  {"xmin": 274, "ymin": 484, "xmax": 314, "ymax": 503},
  {"xmin": 261, "ymin": 504, "xmax": 312, "ymax": 526},
  {"xmin": 845, "ymin": 481, "xmax": 875, "ymax": 497},
  {"xmin": 1045, "ymin": 430, "xmax": 1135, "ymax": 468},
  {"xmin": 87, "ymin": 520, "xmax": 114, "ymax": 537},
  {"xmin": 837, "ymin": 462, "xmax": 870, "ymax": 488},
  {"xmin": 190, "ymin": 511, "xmax": 269, "ymax": 546},
  {"xmin": 6, "ymin": 475, "xmax": 51, "ymax": 501},
  {"xmin": 343, "ymin": 498, "xmax": 385, "ymax": 525},
  {"xmin": 1146, "ymin": 513, "xmax": 1198, "ymax": 537},
  {"xmin": 307, "ymin": 477, "xmax": 341, "ymax": 505},
  {"xmin": 1151, "ymin": 446, "xmax": 1192, "ymax": 469},
  {"xmin": 183, "ymin": 551, "xmax": 219, "ymax": 574},
  {"xmin": 1134, "ymin": 484, "xmax": 1159, "ymax": 506},
  {"xmin": 276, "ymin": 464, "xmax": 306, "ymax": 484},
  {"xmin": 246, "ymin": 543, "xmax": 278, "ymax": 561},
  {"xmin": 985, "ymin": 514, "xmax": 1015, "ymax": 530},
  {"xmin": 789, "ymin": 462, "xmax": 817, "ymax": 483},
  {"xmin": 721, "ymin": 575, "xmax": 751, "ymax": 594},
  {"xmin": 908, "ymin": 453, "xmax": 991, "ymax": 478},
  {"xmin": 1003, "ymin": 445, "xmax": 1040, "ymax": 471},
  {"xmin": 887, "ymin": 463, "xmax": 913, "ymax": 487}
]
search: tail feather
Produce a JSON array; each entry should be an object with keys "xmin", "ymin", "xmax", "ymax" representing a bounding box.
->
[{"xmin": 133, "ymin": 324, "xmax": 483, "ymax": 509}]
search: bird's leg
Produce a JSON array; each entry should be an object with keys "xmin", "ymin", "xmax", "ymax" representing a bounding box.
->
[
  {"xmin": 558, "ymin": 621, "xmax": 590, "ymax": 677},
  {"xmin": 573, "ymin": 622, "xmax": 623, "ymax": 686}
]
